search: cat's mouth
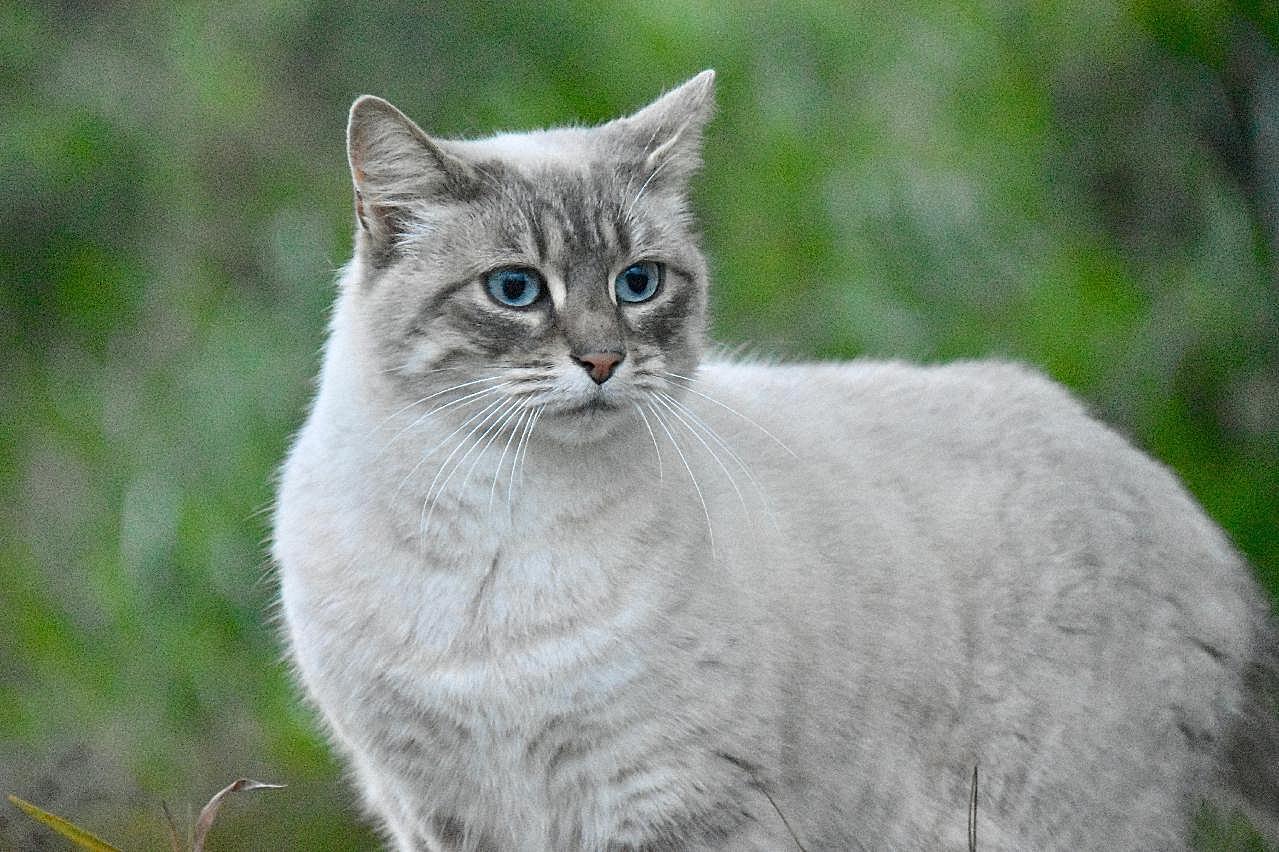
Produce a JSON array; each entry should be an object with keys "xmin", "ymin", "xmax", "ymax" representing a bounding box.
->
[{"xmin": 557, "ymin": 396, "xmax": 620, "ymax": 416}]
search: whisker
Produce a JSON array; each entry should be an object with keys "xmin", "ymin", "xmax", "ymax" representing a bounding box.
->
[
  {"xmin": 625, "ymin": 157, "xmax": 673, "ymax": 221},
  {"xmin": 658, "ymin": 390, "xmax": 784, "ymax": 534},
  {"xmin": 656, "ymin": 391, "xmax": 752, "ymax": 478},
  {"xmin": 617, "ymin": 129, "xmax": 660, "ymax": 221},
  {"xmin": 422, "ymin": 398, "xmax": 520, "ymax": 535},
  {"xmin": 420, "ymin": 397, "xmax": 513, "ymax": 539},
  {"xmin": 490, "ymin": 407, "xmax": 531, "ymax": 513},
  {"xmin": 508, "ymin": 404, "xmax": 539, "ymax": 512},
  {"xmin": 377, "ymin": 381, "xmax": 512, "ymax": 456},
  {"xmin": 657, "ymin": 391, "xmax": 774, "ymax": 496},
  {"xmin": 377, "ymin": 363, "xmax": 472, "ymax": 377},
  {"xmin": 652, "ymin": 392, "xmax": 747, "ymax": 514},
  {"xmin": 632, "ymin": 401, "xmax": 663, "ymax": 481},
  {"xmin": 458, "ymin": 399, "xmax": 524, "ymax": 495},
  {"xmin": 516, "ymin": 405, "xmax": 546, "ymax": 490},
  {"xmin": 648, "ymin": 402, "xmax": 715, "ymax": 557},
  {"xmin": 661, "ymin": 372, "xmax": 798, "ymax": 458},
  {"xmin": 368, "ymin": 374, "xmax": 507, "ymax": 437},
  {"xmin": 393, "ymin": 394, "xmax": 508, "ymax": 506}
]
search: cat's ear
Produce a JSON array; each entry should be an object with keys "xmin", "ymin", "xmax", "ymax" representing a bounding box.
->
[
  {"xmin": 611, "ymin": 70, "xmax": 716, "ymax": 194},
  {"xmin": 346, "ymin": 95, "xmax": 478, "ymax": 258}
]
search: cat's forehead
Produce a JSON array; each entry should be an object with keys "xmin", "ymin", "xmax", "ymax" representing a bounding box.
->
[
  {"xmin": 486, "ymin": 167, "xmax": 635, "ymax": 268},
  {"xmin": 445, "ymin": 130, "xmax": 656, "ymax": 259}
]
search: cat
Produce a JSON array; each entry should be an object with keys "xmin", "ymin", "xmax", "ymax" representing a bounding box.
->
[{"xmin": 273, "ymin": 71, "xmax": 1279, "ymax": 850}]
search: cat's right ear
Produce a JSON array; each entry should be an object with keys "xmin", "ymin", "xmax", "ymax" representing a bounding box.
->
[
  {"xmin": 609, "ymin": 70, "xmax": 716, "ymax": 196},
  {"xmin": 346, "ymin": 96, "xmax": 478, "ymax": 261}
]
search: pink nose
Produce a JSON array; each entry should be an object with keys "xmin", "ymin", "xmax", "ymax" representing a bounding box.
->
[{"xmin": 573, "ymin": 351, "xmax": 623, "ymax": 384}]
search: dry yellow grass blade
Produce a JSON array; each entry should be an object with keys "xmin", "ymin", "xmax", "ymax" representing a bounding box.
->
[{"xmin": 6, "ymin": 794, "xmax": 124, "ymax": 852}]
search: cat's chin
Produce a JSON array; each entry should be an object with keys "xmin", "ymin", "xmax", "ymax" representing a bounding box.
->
[{"xmin": 543, "ymin": 398, "xmax": 633, "ymax": 444}]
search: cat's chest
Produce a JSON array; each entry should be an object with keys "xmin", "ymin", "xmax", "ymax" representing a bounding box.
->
[{"xmin": 294, "ymin": 525, "xmax": 652, "ymax": 716}]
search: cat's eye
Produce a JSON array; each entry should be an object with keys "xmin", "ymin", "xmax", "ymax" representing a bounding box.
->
[
  {"xmin": 615, "ymin": 261, "xmax": 662, "ymax": 303},
  {"xmin": 485, "ymin": 267, "xmax": 544, "ymax": 308}
]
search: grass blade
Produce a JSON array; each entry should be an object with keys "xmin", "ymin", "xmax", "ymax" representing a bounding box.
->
[
  {"xmin": 969, "ymin": 764, "xmax": 979, "ymax": 852},
  {"xmin": 6, "ymin": 794, "xmax": 124, "ymax": 852},
  {"xmin": 759, "ymin": 785, "xmax": 809, "ymax": 852},
  {"xmin": 161, "ymin": 800, "xmax": 183, "ymax": 852}
]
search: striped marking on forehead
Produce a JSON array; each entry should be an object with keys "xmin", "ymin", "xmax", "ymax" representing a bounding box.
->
[
  {"xmin": 521, "ymin": 178, "xmax": 633, "ymax": 257},
  {"xmin": 534, "ymin": 202, "xmax": 568, "ymax": 262}
]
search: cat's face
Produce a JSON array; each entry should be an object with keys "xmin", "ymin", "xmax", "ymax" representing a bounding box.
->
[{"xmin": 344, "ymin": 73, "xmax": 715, "ymax": 443}]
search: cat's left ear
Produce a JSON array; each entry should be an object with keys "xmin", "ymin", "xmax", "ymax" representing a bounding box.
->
[{"xmin": 610, "ymin": 70, "xmax": 716, "ymax": 193}]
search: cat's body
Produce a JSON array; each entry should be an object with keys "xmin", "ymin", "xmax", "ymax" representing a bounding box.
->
[{"xmin": 274, "ymin": 73, "xmax": 1278, "ymax": 850}]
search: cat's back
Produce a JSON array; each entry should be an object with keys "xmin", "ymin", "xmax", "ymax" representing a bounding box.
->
[
  {"xmin": 694, "ymin": 356, "xmax": 1258, "ymax": 667},
  {"xmin": 701, "ymin": 357, "xmax": 1217, "ymax": 527},
  {"xmin": 702, "ymin": 357, "xmax": 1115, "ymax": 466}
]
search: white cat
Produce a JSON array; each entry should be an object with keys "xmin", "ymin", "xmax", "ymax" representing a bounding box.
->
[{"xmin": 273, "ymin": 71, "xmax": 1278, "ymax": 850}]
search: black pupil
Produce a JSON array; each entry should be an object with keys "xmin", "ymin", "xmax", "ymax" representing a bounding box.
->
[
  {"xmin": 503, "ymin": 274, "xmax": 527, "ymax": 302},
  {"xmin": 625, "ymin": 268, "xmax": 647, "ymax": 295}
]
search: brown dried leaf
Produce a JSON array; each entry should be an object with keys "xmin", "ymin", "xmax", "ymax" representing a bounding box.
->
[{"xmin": 191, "ymin": 778, "xmax": 285, "ymax": 852}]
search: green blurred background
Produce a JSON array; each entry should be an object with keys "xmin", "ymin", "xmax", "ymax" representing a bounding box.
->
[{"xmin": 2, "ymin": 1, "xmax": 1277, "ymax": 848}]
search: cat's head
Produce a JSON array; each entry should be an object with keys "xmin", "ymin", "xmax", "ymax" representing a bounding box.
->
[{"xmin": 343, "ymin": 71, "xmax": 715, "ymax": 442}]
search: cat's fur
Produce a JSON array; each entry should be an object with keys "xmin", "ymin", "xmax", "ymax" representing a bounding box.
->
[{"xmin": 274, "ymin": 71, "xmax": 1279, "ymax": 850}]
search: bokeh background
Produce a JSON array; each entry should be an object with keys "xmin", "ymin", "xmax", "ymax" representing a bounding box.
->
[{"xmin": 3, "ymin": 1, "xmax": 1277, "ymax": 849}]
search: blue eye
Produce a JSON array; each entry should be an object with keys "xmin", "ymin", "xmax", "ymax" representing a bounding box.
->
[
  {"xmin": 485, "ymin": 267, "xmax": 543, "ymax": 307},
  {"xmin": 615, "ymin": 261, "xmax": 662, "ymax": 303}
]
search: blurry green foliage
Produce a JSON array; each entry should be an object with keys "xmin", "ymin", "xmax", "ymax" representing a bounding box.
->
[{"xmin": 2, "ymin": 1, "xmax": 1276, "ymax": 848}]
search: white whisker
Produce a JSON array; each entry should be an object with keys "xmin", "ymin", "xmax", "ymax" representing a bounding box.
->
[
  {"xmin": 516, "ymin": 406, "xmax": 545, "ymax": 490},
  {"xmin": 632, "ymin": 401, "xmax": 663, "ymax": 481},
  {"xmin": 625, "ymin": 158, "xmax": 673, "ymax": 221},
  {"xmin": 661, "ymin": 372, "xmax": 798, "ymax": 458},
  {"xmin": 490, "ymin": 407, "xmax": 531, "ymax": 513},
  {"xmin": 377, "ymin": 363, "xmax": 472, "ymax": 377},
  {"xmin": 368, "ymin": 374, "xmax": 506, "ymax": 437},
  {"xmin": 508, "ymin": 404, "xmax": 539, "ymax": 512},
  {"xmin": 648, "ymin": 402, "xmax": 715, "ymax": 558},
  {"xmin": 458, "ymin": 399, "xmax": 523, "ymax": 495},
  {"xmin": 617, "ymin": 123, "xmax": 664, "ymax": 220},
  {"xmin": 657, "ymin": 391, "xmax": 766, "ymax": 493},
  {"xmin": 657, "ymin": 390, "xmax": 783, "ymax": 532},
  {"xmin": 394, "ymin": 394, "xmax": 507, "ymax": 509},
  {"xmin": 377, "ymin": 381, "xmax": 512, "ymax": 456},
  {"xmin": 420, "ymin": 397, "xmax": 513, "ymax": 539},
  {"xmin": 422, "ymin": 399, "xmax": 520, "ymax": 535},
  {"xmin": 657, "ymin": 391, "xmax": 752, "ymax": 477},
  {"xmin": 652, "ymin": 391, "xmax": 747, "ymax": 514}
]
